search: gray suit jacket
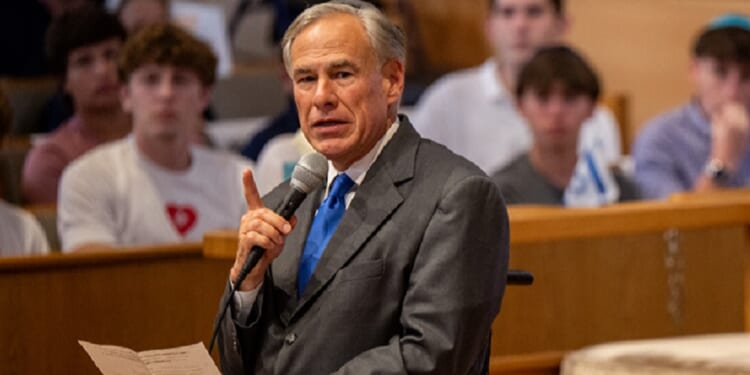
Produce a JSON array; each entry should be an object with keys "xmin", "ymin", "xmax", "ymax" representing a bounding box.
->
[{"xmin": 217, "ymin": 116, "xmax": 509, "ymax": 374}]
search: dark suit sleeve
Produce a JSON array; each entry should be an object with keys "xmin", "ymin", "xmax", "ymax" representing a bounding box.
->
[
  {"xmin": 217, "ymin": 278, "xmax": 271, "ymax": 374},
  {"xmin": 334, "ymin": 175, "xmax": 510, "ymax": 374}
]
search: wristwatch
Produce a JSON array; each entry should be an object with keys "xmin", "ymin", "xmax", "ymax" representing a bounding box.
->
[{"xmin": 703, "ymin": 158, "xmax": 731, "ymax": 185}]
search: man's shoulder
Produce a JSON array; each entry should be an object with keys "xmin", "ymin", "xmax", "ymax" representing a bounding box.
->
[
  {"xmin": 0, "ymin": 200, "xmax": 33, "ymax": 228},
  {"xmin": 193, "ymin": 144, "xmax": 252, "ymax": 168},
  {"xmin": 420, "ymin": 65, "xmax": 486, "ymax": 99},
  {"xmin": 490, "ymin": 154, "xmax": 529, "ymax": 185},
  {"xmin": 635, "ymin": 103, "xmax": 698, "ymax": 148},
  {"xmin": 643, "ymin": 104, "xmax": 696, "ymax": 134},
  {"xmin": 64, "ymin": 138, "xmax": 131, "ymax": 175},
  {"xmin": 413, "ymin": 137, "xmax": 488, "ymax": 183}
]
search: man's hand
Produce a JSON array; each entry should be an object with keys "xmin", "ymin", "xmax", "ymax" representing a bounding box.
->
[
  {"xmin": 710, "ymin": 101, "xmax": 750, "ymax": 172},
  {"xmin": 230, "ymin": 169, "xmax": 295, "ymax": 291}
]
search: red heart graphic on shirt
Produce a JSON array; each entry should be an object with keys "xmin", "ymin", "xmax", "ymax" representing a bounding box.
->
[{"xmin": 166, "ymin": 204, "xmax": 197, "ymax": 236}]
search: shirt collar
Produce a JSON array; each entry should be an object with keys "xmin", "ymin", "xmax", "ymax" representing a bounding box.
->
[
  {"xmin": 479, "ymin": 59, "xmax": 512, "ymax": 104},
  {"xmin": 325, "ymin": 118, "xmax": 400, "ymax": 194}
]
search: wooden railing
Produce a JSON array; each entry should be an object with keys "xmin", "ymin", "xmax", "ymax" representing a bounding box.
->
[
  {"xmin": 0, "ymin": 243, "xmax": 231, "ymax": 375},
  {"xmin": 4, "ymin": 195, "xmax": 750, "ymax": 374}
]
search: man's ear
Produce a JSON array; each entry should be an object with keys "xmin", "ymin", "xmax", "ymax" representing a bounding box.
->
[
  {"xmin": 199, "ymin": 86, "xmax": 212, "ymax": 112},
  {"xmin": 381, "ymin": 59, "xmax": 405, "ymax": 106},
  {"xmin": 688, "ymin": 58, "xmax": 700, "ymax": 85},
  {"xmin": 556, "ymin": 14, "xmax": 571, "ymax": 39}
]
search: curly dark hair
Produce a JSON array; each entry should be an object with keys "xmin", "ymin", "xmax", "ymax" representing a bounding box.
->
[
  {"xmin": 118, "ymin": 23, "xmax": 217, "ymax": 86},
  {"xmin": 46, "ymin": 4, "xmax": 126, "ymax": 76}
]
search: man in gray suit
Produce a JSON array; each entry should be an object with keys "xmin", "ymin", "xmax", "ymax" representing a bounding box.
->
[{"xmin": 217, "ymin": 1, "xmax": 509, "ymax": 373}]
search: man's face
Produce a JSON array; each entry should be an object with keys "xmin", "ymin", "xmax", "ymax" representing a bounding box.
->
[
  {"xmin": 64, "ymin": 38, "xmax": 122, "ymax": 112},
  {"xmin": 519, "ymin": 86, "xmax": 594, "ymax": 153},
  {"xmin": 121, "ymin": 64, "xmax": 209, "ymax": 141},
  {"xmin": 691, "ymin": 57, "xmax": 750, "ymax": 116},
  {"xmin": 289, "ymin": 13, "xmax": 404, "ymax": 170},
  {"xmin": 486, "ymin": 0, "xmax": 566, "ymax": 68}
]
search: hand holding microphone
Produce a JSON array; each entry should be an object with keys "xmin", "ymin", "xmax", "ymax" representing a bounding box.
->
[
  {"xmin": 210, "ymin": 152, "xmax": 327, "ymax": 353},
  {"xmin": 230, "ymin": 152, "xmax": 328, "ymax": 291}
]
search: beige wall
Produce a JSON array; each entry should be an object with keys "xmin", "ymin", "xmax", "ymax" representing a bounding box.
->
[
  {"xmin": 567, "ymin": 0, "xmax": 750, "ymax": 149},
  {"xmin": 409, "ymin": 0, "xmax": 750, "ymax": 150}
]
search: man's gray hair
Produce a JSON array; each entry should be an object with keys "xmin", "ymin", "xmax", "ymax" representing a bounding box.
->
[{"xmin": 281, "ymin": 0, "xmax": 406, "ymax": 74}]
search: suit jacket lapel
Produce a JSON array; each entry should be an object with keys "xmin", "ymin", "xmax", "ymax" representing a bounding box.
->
[
  {"xmin": 273, "ymin": 188, "xmax": 323, "ymax": 324},
  {"xmin": 292, "ymin": 116, "xmax": 420, "ymax": 319}
]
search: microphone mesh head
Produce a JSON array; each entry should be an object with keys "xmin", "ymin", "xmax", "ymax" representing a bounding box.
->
[{"xmin": 290, "ymin": 152, "xmax": 328, "ymax": 193}]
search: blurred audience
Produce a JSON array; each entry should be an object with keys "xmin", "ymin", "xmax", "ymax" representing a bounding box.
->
[
  {"xmin": 633, "ymin": 14, "xmax": 750, "ymax": 199},
  {"xmin": 492, "ymin": 46, "xmax": 638, "ymax": 205},
  {"xmin": 58, "ymin": 24, "xmax": 249, "ymax": 253},
  {"xmin": 0, "ymin": 0, "xmax": 99, "ymax": 77},
  {"xmin": 0, "ymin": 90, "xmax": 50, "ymax": 256},
  {"xmin": 22, "ymin": 5, "xmax": 130, "ymax": 205},
  {"xmin": 412, "ymin": 0, "xmax": 621, "ymax": 175},
  {"xmin": 239, "ymin": 63, "xmax": 298, "ymax": 162}
]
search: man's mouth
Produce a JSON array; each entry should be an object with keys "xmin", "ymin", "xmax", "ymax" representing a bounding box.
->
[{"xmin": 313, "ymin": 119, "xmax": 347, "ymax": 127}]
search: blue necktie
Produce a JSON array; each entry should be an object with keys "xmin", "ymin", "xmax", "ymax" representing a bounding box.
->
[{"xmin": 297, "ymin": 173, "xmax": 355, "ymax": 296}]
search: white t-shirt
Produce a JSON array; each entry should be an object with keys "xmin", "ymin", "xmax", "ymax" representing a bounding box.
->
[
  {"xmin": 0, "ymin": 200, "xmax": 49, "ymax": 256},
  {"xmin": 412, "ymin": 59, "xmax": 622, "ymax": 174},
  {"xmin": 58, "ymin": 137, "xmax": 251, "ymax": 252}
]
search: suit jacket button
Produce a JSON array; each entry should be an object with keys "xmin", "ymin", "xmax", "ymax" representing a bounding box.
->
[{"xmin": 285, "ymin": 333, "xmax": 297, "ymax": 345}]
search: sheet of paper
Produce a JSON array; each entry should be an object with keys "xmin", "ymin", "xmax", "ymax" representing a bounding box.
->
[
  {"xmin": 80, "ymin": 341, "xmax": 220, "ymax": 375},
  {"xmin": 138, "ymin": 342, "xmax": 221, "ymax": 375},
  {"xmin": 79, "ymin": 341, "xmax": 151, "ymax": 375}
]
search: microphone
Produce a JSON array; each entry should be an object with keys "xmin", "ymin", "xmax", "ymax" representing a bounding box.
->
[
  {"xmin": 233, "ymin": 152, "xmax": 328, "ymax": 288},
  {"xmin": 209, "ymin": 152, "xmax": 328, "ymax": 353}
]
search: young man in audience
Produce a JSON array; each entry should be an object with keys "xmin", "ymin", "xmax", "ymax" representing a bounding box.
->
[
  {"xmin": 633, "ymin": 14, "xmax": 750, "ymax": 200},
  {"xmin": 58, "ymin": 23, "xmax": 250, "ymax": 253},
  {"xmin": 412, "ymin": 0, "xmax": 621, "ymax": 175},
  {"xmin": 22, "ymin": 4, "xmax": 131, "ymax": 204},
  {"xmin": 0, "ymin": 91, "xmax": 50, "ymax": 256},
  {"xmin": 492, "ymin": 46, "xmax": 638, "ymax": 205}
]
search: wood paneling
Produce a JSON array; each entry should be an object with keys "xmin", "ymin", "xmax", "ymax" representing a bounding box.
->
[{"xmin": 0, "ymin": 244, "xmax": 232, "ymax": 374}]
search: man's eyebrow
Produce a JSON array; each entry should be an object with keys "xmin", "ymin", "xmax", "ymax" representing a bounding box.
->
[
  {"xmin": 292, "ymin": 67, "xmax": 314, "ymax": 76},
  {"xmin": 329, "ymin": 60, "xmax": 358, "ymax": 70},
  {"xmin": 292, "ymin": 60, "xmax": 360, "ymax": 76}
]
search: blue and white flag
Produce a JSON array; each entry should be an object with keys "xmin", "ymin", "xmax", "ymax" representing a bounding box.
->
[{"xmin": 564, "ymin": 137, "xmax": 620, "ymax": 207}]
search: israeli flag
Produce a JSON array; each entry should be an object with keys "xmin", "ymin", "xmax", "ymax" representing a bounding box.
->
[{"xmin": 564, "ymin": 137, "xmax": 620, "ymax": 207}]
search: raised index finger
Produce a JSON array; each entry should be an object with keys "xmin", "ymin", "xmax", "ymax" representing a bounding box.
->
[{"xmin": 242, "ymin": 168, "xmax": 264, "ymax": 210}]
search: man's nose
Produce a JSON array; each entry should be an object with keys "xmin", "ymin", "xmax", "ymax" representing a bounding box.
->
[
  {"xmin": 546, "ymin": 97, "xmax": 565, "ymax": 115},
  {"xmin": 93, "ymin": 56, "xmax": 114, "ymax": 76},
  {"xmin": 312, "ymin": 78, "xmax": 337, "ymax": 110},
  {"xmin": 156, "ymin": 79, "xmax": 174, "ymax": 98},
  {"xmin": 512, "ymin": 12, "xmax": 532, "ymax": 32}
]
